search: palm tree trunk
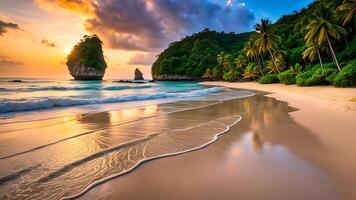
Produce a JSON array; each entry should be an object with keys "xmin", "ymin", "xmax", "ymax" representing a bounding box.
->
[
  {"xmin": 260, "ymin": 54, "xmax": 264, "ymax": 66},
  {"xmin": 255, "ymin": 55, "xmax": 264, "ymax": 76},
  {"xmin": 316, "ymin": 48, "xmax": 323, "ymax": 68},
  {"xmin": 268, "ymin": 48, "xmax": 280, "ymax": 73},
  {"xmin": 326, "ymin": 35, "xmax": 341, "ymax": 72}
]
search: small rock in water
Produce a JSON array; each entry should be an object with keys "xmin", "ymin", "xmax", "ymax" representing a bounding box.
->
[
  {"xmin": 134, "ymin": 68, "xmax": 144, "ymax": 80},
  {"xmin": 9, "ymin": 80, "xmax": 22, "ymax": 83}
]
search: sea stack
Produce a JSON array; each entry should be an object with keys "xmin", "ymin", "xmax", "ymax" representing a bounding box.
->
[
  {"xmin": 134, "ymin": 68, "xmax": 144, "ymax": 80},
  {"xmin": 66, "ymin": 35, "xmax": 107, "ymax": 80}
]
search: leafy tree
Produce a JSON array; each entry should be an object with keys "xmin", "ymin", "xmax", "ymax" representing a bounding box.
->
[
  {"xmin": 254, "ymin": 19, "xmax": 282, "ymax": 72},
  {"xmin": 266, "ymin": 57, "xmax": 285, "ymax": 74},
  {"xmin": 204, "ymin": 68, "xmax": 214, "ymax": 79},
  {"xmin": 235, "ymin": 55, "xmax": 248, "ymax": 69},
  {"xmin": 243, "ymin": 63, "xmax": 260, "ymax": 80},
  {"xmin": 304, "ymin": 6, "xmax": 347, "ymax": 71},
  {"xmin": 337, "ymin": 0, "xmax": 356, "ymax": 26},
  {"xmin": 291, "ymin": 63, "xmax": 303, "ymax": 74},
  {"xmin": 152, "ymin": 30, "xmax": 251, "ymax": 79},
  {"xmin": 302, "ymin": 42, "xmax": 324, "ymax": 68}
]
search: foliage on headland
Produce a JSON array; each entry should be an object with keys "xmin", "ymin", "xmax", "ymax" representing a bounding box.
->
[
  {"xmin": 152, "ymin": 0, "xmax": 356, "ymax": 87},
  {"xmin": 66, "ymin": 35, "xmax": 107, "ymax": 71},
  {"xmin": 151, "ymin": 30, "xmax": 252, "ymax": 79}
]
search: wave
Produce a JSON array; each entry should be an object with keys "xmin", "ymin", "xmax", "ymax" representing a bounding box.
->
[
  {"xmin": 0, "ymin": 85, "xmax": 152, "ymax": 92},
  {"xmin": 0, "ymin": 87, "xmax": 226, "ymax": 113},
  {"xmin": 61, "ymin": 115, "xmax": 241, "ymax": 200}
]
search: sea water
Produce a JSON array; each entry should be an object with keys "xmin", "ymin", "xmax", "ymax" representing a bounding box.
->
[{"xmin": 0, "ymin": 78, "xmax": 255, "ymax": 199}]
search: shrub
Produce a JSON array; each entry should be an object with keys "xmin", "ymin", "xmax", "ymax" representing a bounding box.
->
[
  {"xmin": 290, "ymin": 63, "xmax": 302, "ymax": 74},
  {"xmin": 212, "ymin": 66, "xmax": 223, "ymax": 80},
  {"xmin": 278, "ymin": 69, "xmax": 296, "ymax": 85},
  {"xmin": 223, "ymin": 68, "xmax": 239, "ymax": 81},
  {"xmin": 296, "ymin": 68, "xmax": 315, "ymax": 86},
  {"xmin": 296, "ymin": 67, "xmax": 338, "ymax": 86},
  {"xmin": 258, "ymin": 74, "xmax": 279, "ymax": 84},
  {"xmin": 334, "ymin": 64, "xmax": 356, "ymax": 87}
]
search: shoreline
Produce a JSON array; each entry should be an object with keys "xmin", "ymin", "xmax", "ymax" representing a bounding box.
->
[
  {"xmin": 79, "ymin": 83, "xmax": 356, "ymax": 200},
  {"xmin": 202, "ymin": 81, "xmax": 356, "ymax": 112}
]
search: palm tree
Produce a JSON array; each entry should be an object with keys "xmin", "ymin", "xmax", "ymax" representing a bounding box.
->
[
  {"xmin": 217, "ymin": 52, "xmax": 225, "ymax": 66},
  {"xmin": 244, "ymin": 40, "xmax": 264, "ymax": 75},
  {"xmin": 254, "ymin": 19, "xmax": 281, "ymax": 71},
  {"xmin": 337, "ymin": 0, "xmax": 356, "ymax": 26},
  {"xmin": 273, "ymin": 49, "xmax": 287, "ymax": 61},
  {"xmin": 290, "ymin": 63, "xmax": 303, "ymax": 75},
  {"xmin": 266, "ymin": 56, "xmax": 285, "ymax": 74},
  {"xmin": 305, "ymin": 6, "xmax": 347, "ymax": 71},
  {"xmin": 244, "ymin": 41, "xmax": 256, "ymax": 61},
  {"xmin": 243, "ymin": 63, "xmax": 260, "ymax": 81},
  {"xmin": 234, "ymin": 55, "xmax": 248, "ymax": 69},
  {"xmin": 302, "ymin": 42, "xmax": 324, "ymax": 68}
]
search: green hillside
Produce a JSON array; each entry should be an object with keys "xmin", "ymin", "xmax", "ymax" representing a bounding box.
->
[
  {"xmin": 152, "ymin": 0, "xmax": 356, "ymax": 87},
  {"xmin": 151, "ymin": 29, "xmax": 252, "ymax": 79}
]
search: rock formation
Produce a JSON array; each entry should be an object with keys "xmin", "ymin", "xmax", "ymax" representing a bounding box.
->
[
  {"xmin": 67, "ymin": 64, "xmax": 105, "ymax": 80},
  {"xmin": 134, "ymin": 68, "xmax": 144, "ymax": 80},
  {"xmin": 66, "ymin": 35, "xmax": 107, "ymax": 80}
]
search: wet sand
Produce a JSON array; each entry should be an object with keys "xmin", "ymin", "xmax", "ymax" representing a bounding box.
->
[{"xmin": 79, "ymin": 87, "xmax": 356, "ymax": 200}]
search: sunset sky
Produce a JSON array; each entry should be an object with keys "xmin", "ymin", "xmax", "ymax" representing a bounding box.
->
[{"xmin": 0, "ymin": 0, "xmax": 313, "ymax": 79}]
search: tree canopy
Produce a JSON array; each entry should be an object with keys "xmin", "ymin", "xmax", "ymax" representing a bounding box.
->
[
  {"xmin": 151, "ymin": 0, "xmax": 355, "ymax": 87},
  {"xmin": 66, "ymin": 35, "xmax": 107, "ymax": 71},
  {"xmin": 151, "ymin": 29, "xmax": 252, "ymax": 79}
]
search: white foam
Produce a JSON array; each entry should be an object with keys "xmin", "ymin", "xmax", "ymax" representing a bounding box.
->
[
  {"xmin": 62, "ymin": 115, "xmax": 242, "ymax": 200},
  {"xmin": 0, "ymin": 87, "xmax": 226, "ymax": 113}
]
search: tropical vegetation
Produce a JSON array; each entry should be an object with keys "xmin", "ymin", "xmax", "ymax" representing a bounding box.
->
[
  {"xmin": 152, "ymin": 0, "xmax": 356, "ymax": 87},
  {"xmin": 67, "ymin": 35, "xmax": 107, "ymax": 71}
]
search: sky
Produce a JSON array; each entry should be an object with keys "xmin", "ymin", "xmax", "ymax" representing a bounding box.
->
[{"xmin": 0, "ymin": 0, "xmax": 314, "ymax": 79}]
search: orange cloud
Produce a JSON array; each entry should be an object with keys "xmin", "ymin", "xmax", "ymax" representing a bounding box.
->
[{"xmin": 35, "ymin": 0, "xmax": 94, "ymax": 16}]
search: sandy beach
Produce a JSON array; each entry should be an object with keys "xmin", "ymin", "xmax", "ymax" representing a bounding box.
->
[{"xmin": 78, "ymin": 82, "xmax": 356, "ymax": 200}]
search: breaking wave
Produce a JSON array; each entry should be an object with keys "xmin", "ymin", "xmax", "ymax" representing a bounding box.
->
[{"xmin": 0, "ymin": 87, "xmax": 226, "ymax": 113}]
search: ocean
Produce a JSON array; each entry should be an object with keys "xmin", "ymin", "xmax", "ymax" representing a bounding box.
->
[
  {"xmin": 0, "ymin": 78, "xmax": 255, "ymax": 199},
  {"xmin": 0, "ymin": 78, "xmax": 230, "ymax": 121}
]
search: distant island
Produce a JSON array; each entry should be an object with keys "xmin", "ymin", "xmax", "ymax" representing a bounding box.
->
[
  {"xmin": 66, "ymin": 35, "xmax": 107, "ymax": 80},
  {"xmin": 151, "ymin": 0, "xmax": 355, "ymax": 87}
]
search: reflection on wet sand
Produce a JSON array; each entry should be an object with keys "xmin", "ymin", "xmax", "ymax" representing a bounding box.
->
[
  {"xmin": 81, "ymin": 94, "xmax": 354, "ymax": 200},
  {"xmin": 1, "ymin": 91, "xmax": 355, "ymax": 200},
  {"xmin": 0, "ymin": 91, "xmax": 247, "ymax": 200}
]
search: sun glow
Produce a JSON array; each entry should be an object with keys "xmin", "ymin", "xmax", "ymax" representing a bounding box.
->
[{"xmin": 64, "ymin": 47, "xmax": 71, "ymax": 55}]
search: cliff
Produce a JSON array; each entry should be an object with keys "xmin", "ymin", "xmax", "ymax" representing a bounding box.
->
[{"xmin": 66, "ymin": 35, "xmax": 107, "ymax": 80}]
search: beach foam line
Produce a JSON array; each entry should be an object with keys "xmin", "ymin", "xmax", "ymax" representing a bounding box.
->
[
  {"xmin": 61, "ymin": 115, "xmax": 241, "ymax": 200},
  {"xmin": 0, "ymin": 87, "xmax": 225, "ymax": 114},
  {"xmin": 0, "ymin": 98, "xmax": 225, "ymax": 160},
  {"xmin": 38, "ymin": 119, "xmax": 229, "ymax": 183},
  {"xmin": 0, "ymin": 91, "xmax": 255, "ymax": 160},
  {"xmin": 0, "ymin": 115, "xmax": 158, "ymax": 160}
]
